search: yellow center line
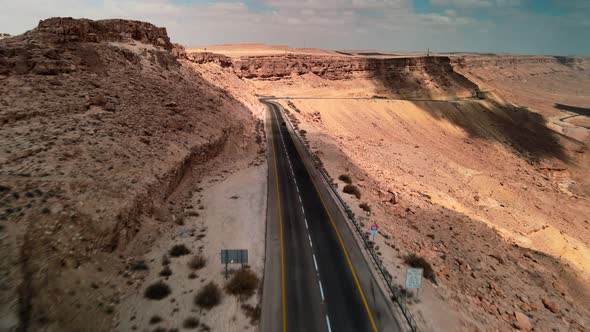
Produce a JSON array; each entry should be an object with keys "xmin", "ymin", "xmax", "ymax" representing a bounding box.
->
[
  {"xmin": 280, "ymin": 105, "xmax": 379, "ymax": 332},
  {"xmin": 270, "ymin": 105, "xmax": 288, "ymax": 332}
]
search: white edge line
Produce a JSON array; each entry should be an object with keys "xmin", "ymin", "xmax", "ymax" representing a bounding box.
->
[{"xmin": 313, "ymin": 254, "xmax": 318, "ymax": 271}]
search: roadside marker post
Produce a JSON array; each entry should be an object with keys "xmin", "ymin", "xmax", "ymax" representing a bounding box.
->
[{"xmin": 370, "ymin": 224, "xmax": 378, "ymax": 242}]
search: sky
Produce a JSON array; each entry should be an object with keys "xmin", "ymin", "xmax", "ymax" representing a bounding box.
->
[{"xmin": 0, "ymin": 0, "xmax": 588, "ymax": 55}]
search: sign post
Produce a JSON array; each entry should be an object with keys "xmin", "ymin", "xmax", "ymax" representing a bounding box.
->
[
  {"xmin": 220, "ymin": 249, "xmax": 248, "ymax": 279},
  {"xmin": 405, "ymin": 267, "xmax": 424, "ymax": 298},
  {"xmin": 370, "ymin": 224, "xmax": 378, "ymax": 242}
]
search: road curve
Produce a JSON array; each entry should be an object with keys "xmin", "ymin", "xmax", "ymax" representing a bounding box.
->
[{"xmin": 260, "ymin": 99, "xmax": 402, "ymax": 332}]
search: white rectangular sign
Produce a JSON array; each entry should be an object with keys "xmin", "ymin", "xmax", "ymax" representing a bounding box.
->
[{"xmin": 405, "ymin": 268, "xmax": 423, "ymax": 289}]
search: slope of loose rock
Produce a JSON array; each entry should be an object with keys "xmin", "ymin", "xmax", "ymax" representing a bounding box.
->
[{"xmin": 0, "ymin": 17, "xmax": 260, "ymax": 332}]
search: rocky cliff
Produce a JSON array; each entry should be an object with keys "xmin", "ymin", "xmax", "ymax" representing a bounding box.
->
[
  {"xmin": 230, "ymin": 54, "xmax": 472, "ymax": 81},
  {"xmin": 0, "ymin": 17, "xmax": 258, "ymax": 332},
  {"xmin": 452, "ymin": 55, "xmax": 590, "ymax": 71},
  {"xmin": 188, "ymin": 53, "xmax": 479, "ymax": 99},
  {"xmin": 0, "ymin": 17, "xmax": 178, "ymax": 76},
  {"xmin": 34, "ymin": 17, "xmax": 173, "ymax": 49}
]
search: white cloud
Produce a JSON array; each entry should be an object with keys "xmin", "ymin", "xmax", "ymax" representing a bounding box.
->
[
  {"xmin": 430, "ymin": 0, "xmax": 522, "ymax": 9},
  {"xmin": 0, "ymin": 0, "xmax": 587, "ymax": 54}
]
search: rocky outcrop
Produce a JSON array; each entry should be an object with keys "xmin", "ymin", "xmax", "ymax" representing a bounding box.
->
[
  {"xmin": 186, "ymin": 52, "xmax": 233, "ymax": 68},
  {"xmin": 33, "ymin": 17, "xmax": 173, "ymax": 49},
  {"xmin": 229, "ymin": 54, "xmax": 464, "ymax": 80},
  {"xmin": 0, "ymin": 17, "xmax": 178, "ymax": 76},
  {"xmin": 222, "ymin": 54, "xmax": 479, "ymax": 98},
  {"xmin": 452, "ymin": 55, "xmax": 590, "ymax": 71}
]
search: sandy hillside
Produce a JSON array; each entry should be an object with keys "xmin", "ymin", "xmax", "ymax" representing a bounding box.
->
[
  {"xmin": 0, "ymin": 18, "xmax": 265, "ymax": 332},
  {"xmin": 187, "ymin": 43, "xmax": 340, "ymax": 57},
  {"xmin": 278, "ymin": 97, "xmax": 590, "ymax": 331}
]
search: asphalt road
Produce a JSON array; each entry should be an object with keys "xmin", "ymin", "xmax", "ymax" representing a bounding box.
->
[{"xmin": 260, "ymin": 100, "xmax": 401, "ymax": 332}]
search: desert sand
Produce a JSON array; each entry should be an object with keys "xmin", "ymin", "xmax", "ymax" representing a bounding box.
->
[{"xmin": 187, "ymin": 43, "xmax": 340, "ymax": 57}]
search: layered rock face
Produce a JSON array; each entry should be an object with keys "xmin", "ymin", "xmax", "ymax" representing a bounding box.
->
[
  {"xmin": 185, "ymin": 51, "xmax": 233, "ymax": 67},
  {"xmin": 194, "ymin": 54, "xmax": 479, "ymax": 99},
  {"xmin": 0, "ymin": 17, "xmax": 177, "ymax": 76},
  {"xmin": 452, "ymin": 55, "xmax": 590, "ymax": 70},
  {"xmin": 230, "ymin": 54, "xmax": 472, "ymax": 81},
  {"xmin": 35, "ymin": 17, "xmax": 173, "ymax": 49}
]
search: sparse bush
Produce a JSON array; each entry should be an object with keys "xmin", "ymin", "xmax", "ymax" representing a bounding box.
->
[
  {"xmin": 343, "ymin": 184, "xmax": 361, "ymax": 199},
  {"xmin": 195, "ymin": 282, "xmax": 222, "ymax": 309},
  {"xmin": 183, "ymin": 317, "xmax": 200, "ymax": 329},
  {"xmin": 149, "ymin": 315, "xmax": 162, "ymax": 325},
  {"xmin": 338, "ymin": 174, "xmax": 352, "ymax": 184},
  {"xmin": 241, "ymin": 303, "xmax": 261, "ymax": 324},
  {"xmin": 404, "ymin": 254, "xmax": 437, "ymax": 284},
  {"xmin": 144, "ymin": 281, "xmax": 171, "ymax": 300},
  {"xmin": 188, "ymin": 272, "xmax": 197, "ymax": 279},
  {"xmin": 359, "ymin": 203, "xmax": 371, "ymax": 212},
  {"xmin": 129, "ymin": 260, "xmax": 149, "ymax": 271},
  {"xmin": 225, "ymin": 267, "xmax": 259, "ymax": 300},
  {"xmin": 169, "ymin": 244, "xmax": 191, "ymax": 257},
  {"xmin": 159, "ymin": 266, "xmax": 172, "ymax": 277},
  {"xmin": 161, "ymin": 254, "xmax": 170, "ymax": 266},
  {"xmin": 188, "ymin": 254, "xmax": 206, "ymax": 270}
]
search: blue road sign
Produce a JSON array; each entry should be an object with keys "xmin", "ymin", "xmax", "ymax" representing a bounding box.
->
[{"xmin": 220, "ymin": 249, "xmax": 248, "ymax": 264}]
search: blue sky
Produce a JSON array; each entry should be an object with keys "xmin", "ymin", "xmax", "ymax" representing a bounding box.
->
[{"xmin": 0, "ymin": 0, "xmax": 588, "ymax": 55}]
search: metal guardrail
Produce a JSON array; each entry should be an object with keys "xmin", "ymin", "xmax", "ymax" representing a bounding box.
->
[{"xmin": 271, "ymin": 100, "xmax": 419, "ymax": 332}]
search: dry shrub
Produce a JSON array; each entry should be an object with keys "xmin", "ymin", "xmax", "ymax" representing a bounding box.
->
[
  {"xmin": 343, "ymin": 184, "xmax": 361, "ymax": 199},
  {"xmin": 183, "ymin": 317, "xmax": 200, "ymax": 329},
  {"xmin": 144, "ymin": 281, "xmax": 171, "ymax": 300},
  {"xmin": 338, "ymin": 174, "xmax": 352, "ymax": 184},
  {"xmin": 359, "ymin": 203, "xmax": 371, "ymax": 212},
  {"xmin": 225, "ymin": 267, "xmax": 259, "ymax": 300},
  {"xmin": 129, "ymin": 260, "xmax": 148, "ymax": 271},
  {"xmin": 195, "ymin": 282, "xmax": 222, "ymax": 309},
  {"xmin": 241, "ymin": 303, "xmax": 261, "ymax": 324},
  {"xmin": 159, "ymin": 266, "xmax": 172, "ymax": 277},
  {"xmin": 188, "ymin": 254, "xmax": 206, "ymax": 270},
  {"xmin": 161, "ymin": 254, "xmax": 170, "ymax": 266},
  {"xmin": 169, "ymin": 244, "xmax": 190, "ymax": 257},
  {"xmin": 149, "ymin": 315, "xmax": 162, "ymax": 325}
]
